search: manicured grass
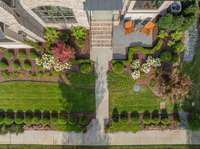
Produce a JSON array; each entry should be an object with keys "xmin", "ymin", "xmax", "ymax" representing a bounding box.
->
[
  {"xmin": 0, "ymin": 72, "xmax": 95, "ymax": 112},
  {"xmin": 0, "ymin": 145, "xmax": 199, "ymax": 149},
  {"xmin": 51, "ymin": 120, "xmax": 82, "ymax": 132},
  {"xmin": 108, "ymin": 72, "xmax": 173, "ymax": 113},
  {"xmin": 108, "ymin": 119, "xmax": 141, "ymax": 132},
  {"xmin": 182, "ymin": 48, "xmax": 200, "ymax": 130}
]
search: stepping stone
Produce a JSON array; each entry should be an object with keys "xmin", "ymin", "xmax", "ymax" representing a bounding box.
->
[{"xmin": 160, "ymin": 102, "xmax": 166, "ymax": 110}]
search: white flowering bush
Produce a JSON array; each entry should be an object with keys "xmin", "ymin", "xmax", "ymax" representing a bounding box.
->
[
  {"xmin": 141, "ymin": 63, "xmax": 151, "ymax": 74},
  {"xmin": 152, "ymin": 58, "xmax": 161, "ymax": 67},
  {"xmin": 36, "ymin": 54, "xmax": 54, "ymax": 70},
  {"xmin": 146, "ymin": 56, "xmax": 161, "ymax": 68},
  {"xmin": 129, "ymin": 56, "xmax": 161, "ymax": 80},
  {"xmin": 54, "ymin": 61, "xmax": 71, "ymax": 72},
  {"xmin": 36, "ymin": 53, "xmax": 71, "ymax": 72},
  {"xmin": 131, "ymin": 70, "xmax": 140, "ymax": 80},
  {"xmin": 131, "ymin": 60, "xmax": 141, "ymax": 70},
  {"xmin": 146, "ymin": 56, "xmax": 154, "ymax": 66}
]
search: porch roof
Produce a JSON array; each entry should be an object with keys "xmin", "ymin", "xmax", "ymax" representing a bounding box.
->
[{"xmin": 84, "ymin": 0, "xmax": 123, "ymax": 11}]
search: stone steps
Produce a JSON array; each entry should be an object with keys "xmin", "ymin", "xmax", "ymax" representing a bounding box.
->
[{"xmin": 91, "ymin": 20, "xmax": 113, "ymax": 48}]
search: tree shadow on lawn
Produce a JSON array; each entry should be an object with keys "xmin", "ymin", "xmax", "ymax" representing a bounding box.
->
[{"xmin": 58, "ymin": 73, "xmax": 95, "ymax": 113}]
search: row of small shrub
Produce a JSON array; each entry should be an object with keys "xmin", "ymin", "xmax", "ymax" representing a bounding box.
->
[
  {"xmin": 142, "ymin": 110, "xmax": 173, "ymax": 128},
  {"xmin": 0, "ymin": 69, "xmax": 60, "ymax": 80},
  {"xmin": 3, "ymin": 49, "xmax": 39, "ymax": 60},
  {"xmin": 0, "ymin": 110, "xmax": 92, "ymax": 129},
  {"xmin": 112, "ymin": 109, "xmax": 140, "ymax": 122},
  {"xmin": 0, "ymin": 58, "xmax": 32, "ymax": 70},
  {"xmin": 112, "ymin": 109, "xmax": 180, "ymax": 128}
]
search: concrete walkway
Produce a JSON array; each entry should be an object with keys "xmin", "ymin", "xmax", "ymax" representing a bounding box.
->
[
  {"xmin": 1, "ymin": 129, "xmax": 200, "ymax": 145},
  {"xmin": 91, "ymin": 47, "xmax": 112, "ymax": 132}
]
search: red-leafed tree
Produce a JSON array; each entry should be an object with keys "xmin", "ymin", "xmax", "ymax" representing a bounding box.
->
[{"xmin": 52, "ymin": 42, "xmax": 75, "ymax": 63}]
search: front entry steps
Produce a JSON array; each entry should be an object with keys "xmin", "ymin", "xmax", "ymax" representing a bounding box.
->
[{"xmin": 90, "ymin": 20, "xmax": 113, "ymax": 49}]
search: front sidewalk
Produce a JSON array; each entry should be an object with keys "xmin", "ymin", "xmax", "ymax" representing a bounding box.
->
[{"xmin": 1, "ymin": 129, "xmax": 200, "ymax": 145}]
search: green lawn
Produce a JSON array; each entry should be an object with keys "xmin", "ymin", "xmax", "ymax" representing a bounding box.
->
[
  {"xmin": 0, "ymin": 72, "xmax": 95, "ymax": 112},
  {"xmin": 182, "ymin": 48, "xmax": 200, "ymax": 129},
  {"xmin": 108, "ymin": 119, "xmax": 141, "ymax": 132},
  {"xmin": 108, "ymin": 72, "xmax": 173, "ymax": 113}
]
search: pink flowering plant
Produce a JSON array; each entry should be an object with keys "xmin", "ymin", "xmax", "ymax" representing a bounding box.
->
[{"xmin": 52, "ymin": 42, "xmax": 75, "ymax": 64}]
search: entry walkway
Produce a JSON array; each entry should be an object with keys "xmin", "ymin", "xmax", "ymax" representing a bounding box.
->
[{"xmin": 91, "ymin": 47, "xmax": 112, "ymax": 132}]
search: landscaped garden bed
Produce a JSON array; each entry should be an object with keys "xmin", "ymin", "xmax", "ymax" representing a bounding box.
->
[
  {"xmin": 0, "ymin": 26, "xmax": 95, "ymax": 133},
  {"xmin": 107, "ymin": 0, "xmax": 198, "ymax": 132}
]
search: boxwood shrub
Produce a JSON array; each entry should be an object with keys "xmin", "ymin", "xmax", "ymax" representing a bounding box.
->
[
  {"xmin": 80, "ymin": 62, "xmax": 92, "ymax": 74},
  {"xmin": 143, "ymin": 111, "xmax": 151, "ymax": 125},
  {"xmin": 112, "ymin": 61, "xmax": 124, "ymax": 74},
  {"xmin": 15, "ymin": 110, "xmax": 24, "ymax": 125}
]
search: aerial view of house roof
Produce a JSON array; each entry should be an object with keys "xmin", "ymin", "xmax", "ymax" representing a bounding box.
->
[{"xmin": 0, "ymin": 0, "xmax": 199, "ymax": 148}]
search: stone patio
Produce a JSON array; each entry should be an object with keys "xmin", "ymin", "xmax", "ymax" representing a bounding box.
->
[{"xmin": 112, "ymin": 20, "xmax": 157, "ymax": 59}]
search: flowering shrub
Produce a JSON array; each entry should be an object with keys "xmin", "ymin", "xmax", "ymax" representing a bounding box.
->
[
  {"xmin": 141, "ymin": 63, "xmax": 151, "ymax": 74},
  {"xmin": 130, "ymin": 56, "xmax": 161, "ymax": 80},
  {"xmin": 36, "ymin": 54, "xmax": 54, "ymax": 70},
  {"xmin": 52, "ymin": 42, "xmax": 75, "ymax": 63},
  {"xmin": 152, "ymin": 58, "xmax": 161, "ymax": 67},
  {"xmin": 131, "ymin": 70, "xmax": 140, "ymax": 80},
  {"xmin": 131, "ymin": 60, "xmax": 140, "ymax": 70},
  {"xmin": 53, "ymin": 61, "xmax": 71, "ymax": 72},
  {"xmin": 146, "ymin": 56, "xmax": 154, "ymax": 66},
  {"xmin": 36, "ymin": 54, "xmax": 71, "ymax": 72}
]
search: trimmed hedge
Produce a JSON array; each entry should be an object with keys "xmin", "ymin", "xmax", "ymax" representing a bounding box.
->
[
  {"xmin": 111, "ymin": 110, "xmax": 178, "ymax": 129},
  {"xmin": 112, "ymin": 40, "xmax": 164, "ymax": 65},
  {"xmin": 143, "ymin": 111, "xmax": 151, "ymax": 125},
  {"xmin": 151, "ymin": 110, "xmax": 160, "ymax": 125},
  {"xmin": 0, "ymin": 109, "xmax": 94, "ymax": 133},
  {"xmin": 15, "ymin": 110, "xmax": 24, "ymax": 125}
]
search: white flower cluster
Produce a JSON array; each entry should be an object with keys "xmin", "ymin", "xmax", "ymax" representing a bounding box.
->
[
  {"xmin": 54, "ymin": 62, "xmax": 71, "ymax": 72},
  {"xmin": 36, "ymin": 53, "xmax": 71, "ymax": 72},
  {"xmin": 131, "ymin": 70, "xmax": 140, "ymax": 80},
  {"xmin": 141, "ymin": 63, "xmax": 151, "ymax": 74},
  {"xmin": 146, "ymin": 56, "xmax": 161, "ymax": 68},
  {"xmin": 131, "ymin": 60, "xmax": 140, "ymax": 70},
  {"xmin": 131, "ymin": 56, "xmax": 161, "ymax": 80}
]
